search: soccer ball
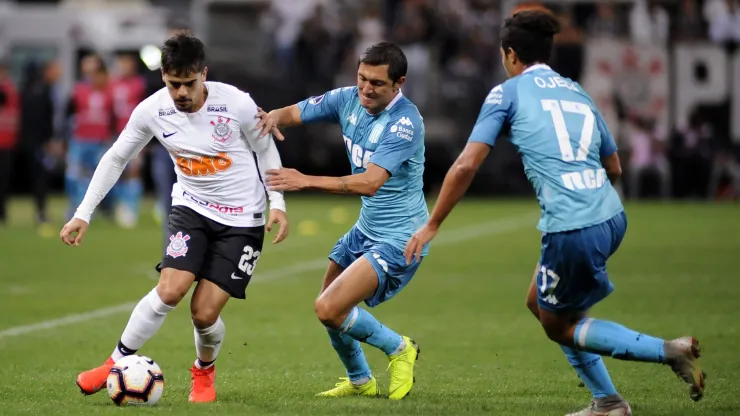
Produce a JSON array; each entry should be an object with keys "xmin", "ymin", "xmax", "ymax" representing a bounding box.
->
[{"xmin": 106, "ymin": 355, "xmax": 164, "ymax": 406}]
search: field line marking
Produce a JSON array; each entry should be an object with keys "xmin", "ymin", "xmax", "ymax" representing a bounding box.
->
[{"xmin": 0, "ymin": 211, "xmax": 537, "ymax": 340}]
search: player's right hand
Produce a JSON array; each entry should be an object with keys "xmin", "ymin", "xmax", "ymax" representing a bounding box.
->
[
  {"xmin": 404, "ymin": 223, "xmax": 439, "ymax": 265},
  {"xmin": 254, "ymin": 107, "xmax": 285, "ymax": 141},
  {"xmin": 59, "ymin": 218, "xmax": 89, "ymax": 247}
]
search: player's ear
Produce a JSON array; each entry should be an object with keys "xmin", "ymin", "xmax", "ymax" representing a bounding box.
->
[
  {"xmin": 160, "ymin": 68, "xmax": 166, "ymax": 84},
  {"xmin": 393, "ymin": 76, "xmax": 406, "ymax": 92},
  {"xmin": 201, "ymin": 67, "xmax": 208, "ymax": 82}
]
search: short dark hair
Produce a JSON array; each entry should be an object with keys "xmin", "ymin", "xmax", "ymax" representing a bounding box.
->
[
  {"xmin": 358, "ymin": 42, "xmax": 407, "ymax": 83},
  {"xmin": 500, "ymin": 10, "xmax": 561, "ymax": 65},
  {"xmin": 161, "ymin": 34, "xmax": 206, "ymax": 76}
]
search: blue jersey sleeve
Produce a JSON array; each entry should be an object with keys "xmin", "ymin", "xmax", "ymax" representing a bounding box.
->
[
  {"xmin": 369, "ymin": 112, "xmax": 423, "ymax": 176},
  {"xmin": 467, "ymin": 81, "xmax": 516, "ymax": 147},
  {"xmin": 595, "ymin": 109, "xmax": 618, "ymax": 157},
  {"xmin": 297, "ymin": 86, "xmax": 356, "ymax": 124}
]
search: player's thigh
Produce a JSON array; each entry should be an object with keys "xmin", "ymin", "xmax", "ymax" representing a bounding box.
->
[
  {"xmin": 361, "ymin": 241, "xmax": 422, "ymax": 308},
  {"xmin": 319, "ymin": 260, "xmax": 345, "ymax": 296},
  {"xmin": 190, "ymin": 279, "xmax": 231, "ymax": 328},
  {"xmin": 156, "ymin": 206, "xmax": 210, "ymax": 303},
  {"xmin": 156, "ymin": 268, "xmax": 197, "ymax": 306},
  {"xmin": 327, "ymin": 227, "xmax": 365, "ymax": 275},
  {"xmin": 526, "ymin": 262, "xmax": 541, "ymax": 320},
  {"xmin": 199, "ymin": 223, "xmax": 265, "ymax": 300},
  {"xmin": 316, "ymin": 256, "xmax": 380, "ymax": 321}
]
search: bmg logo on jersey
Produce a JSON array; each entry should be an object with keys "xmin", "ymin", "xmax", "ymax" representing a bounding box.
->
[
  {"xmin": 176, "ymin": 152, "xmax": 233, "ymax": 176},
  {"xmin": 344, "ymin": 135, "xmax": 374, "ymax": 169}
]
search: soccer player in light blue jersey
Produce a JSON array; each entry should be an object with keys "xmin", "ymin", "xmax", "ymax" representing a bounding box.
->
[
  {"xmin": 255, "ymin": 42, "xmax": 426, "ymax": 400},
  {"xmin": 404, "ymin": 10, "xmax": 705, "ymax": 416}
]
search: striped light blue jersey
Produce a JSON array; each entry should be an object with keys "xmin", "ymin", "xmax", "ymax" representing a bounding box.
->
[
  {"xmin": 297, "ymin": 87, "xmax": 429, "ymax": 255},
  {"xmin": 468, "ymin": 64, "xmax": 624, "ymax": 233}
]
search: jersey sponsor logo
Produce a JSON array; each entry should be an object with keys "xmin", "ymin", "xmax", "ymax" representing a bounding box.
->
[
  {"xmin": 166, "ymin": 231, "xmax": 191, "ymax": 258},
  {"xmin": 390, "ymin": 118, "xmax": 414, "ymax": 141},
  {"xmin": 561, "ymin": 168, "xmax": 608, "ymax": 191},
  {"xmin": 389, "ymin": 124, "xmax": 414, "ymax": 141},
  {"xmin": 343, "ymin": 135, "xmax": 374, "ymax": 169},
  {"xmin": 158, "ymin": 107, "xmax": 176, "ymax": 117},
  {"xmin": 308, "ymin": 94, "xmax": 325, "ymax": 105},
  {"xmin": 210, "ymin": 116, "xmax": 233, "ymax": 143},
  {"xmin": 181, "ymin": 190, "xmax": 245, "ymax": 215},
  {"xmin": 175, "ymin": 152, "xmax": 233, "ymax": 176},
  {"xmin": 485, "ymin": 85, "xmax": 503, "ymax": 105},
  {"xmin": 207, "ymin": 104, "xmax": 228, "ymax": 112},
  {"xmin": 347, "ymin": 113, "xmax": 357, "ymax": 125}
]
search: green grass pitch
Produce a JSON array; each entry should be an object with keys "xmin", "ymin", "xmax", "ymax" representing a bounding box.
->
[{"xmin": 0, "ymin": 196, "xmax": 737, "ymax": 415}]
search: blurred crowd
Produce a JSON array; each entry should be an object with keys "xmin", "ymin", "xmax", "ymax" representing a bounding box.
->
[{"xmin": 0, "ymin": 0, "xmax": 738, "ymax": 230}]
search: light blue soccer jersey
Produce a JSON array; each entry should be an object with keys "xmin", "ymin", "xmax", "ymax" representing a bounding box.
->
[
  {"xmin": 468, "ymin": 64, "xmax": 624, "ymax": 233},
  {"xmin": 298, "ymin": 87, "xmax": 430, "ymax": 254}
]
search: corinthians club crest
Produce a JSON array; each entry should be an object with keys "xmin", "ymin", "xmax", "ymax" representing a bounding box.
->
[
  {"xmin": 210, "ymin": 116, "xmax": 233, "ymax": 143},
  {"xmin": 166, "ymin": 231, "xmax": 191, "ymax": 258}
]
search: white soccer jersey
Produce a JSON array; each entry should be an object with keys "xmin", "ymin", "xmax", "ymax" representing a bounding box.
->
[{"xmin": 74, "ymin": 81, "xmax": 285, "ymax": 227}]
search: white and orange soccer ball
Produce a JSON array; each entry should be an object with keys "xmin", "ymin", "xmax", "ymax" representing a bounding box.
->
[{"xmin": 106, "ymin": 355, "xmax": 164, "ymax": 406}]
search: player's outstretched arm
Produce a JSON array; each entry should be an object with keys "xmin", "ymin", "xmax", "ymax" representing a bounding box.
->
[
  {"xmin": 254, "ymin": 105, "xmax": 302, "ymax": 141},
  {"xmin": 265, "ymin": 163, "xmax": 389, "ymax": 197},
  {"xmin": 60, "ymin": 103, "xmax": 153, "ymax": 246},
  {"xmin": 404, "ymin": 142, "xmax": 491, "ymax": 264}
]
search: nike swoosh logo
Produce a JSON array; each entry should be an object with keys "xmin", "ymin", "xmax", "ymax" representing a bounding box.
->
[
  {"xmin": 230, "ymin": 273, "xmax": 243, "ymax": 280},
  {"xmin": 163, "ymin": 131, "xmax": 177, "ymax": 138}
]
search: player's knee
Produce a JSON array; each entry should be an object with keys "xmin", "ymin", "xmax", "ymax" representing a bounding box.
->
[
  {"xmin": 541, "ymin": 321, "xmax": 570, "ymax": 345},
  {"xmin": 191, "ymin": 304, "xmax": 219, "ymax": 329},
  {"xmin": 156, "ymin": 269, "xmax": 193, "ymax": 306},
  {"xmin": 525, "ymin": 296, "xmax": 540, "ymax": 320},
  {"xmin": 314, "ymin": 297, "xmax": 341, "ymax": 328}
]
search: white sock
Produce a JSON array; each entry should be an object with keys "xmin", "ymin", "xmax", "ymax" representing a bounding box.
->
[
  {"xmin": 111, "ymin": 288, "xmax": 174, "ymax": 361},
  {"xmin": 194, "ymin": 317, "xmax": 225, "ymax": 368},
  {"xmin": 390, "ymin": 337, "xmax": 406, "ymax": 356}
]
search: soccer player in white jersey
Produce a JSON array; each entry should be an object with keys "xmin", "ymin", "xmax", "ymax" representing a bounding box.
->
[{"xmin": 59, "ymin": 34, "xmax": 289, "ymax": 403}]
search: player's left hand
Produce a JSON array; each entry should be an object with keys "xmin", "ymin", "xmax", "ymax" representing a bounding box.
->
[
  {"xmin": 266, "ymin": 208, "xmax": 290, "ymax": 244},
  {"xmin": 265, "ymin": 168, "xmax": 309, "ymax": 192},
  {"xmin": 404, "ymin": 223, "xmax": 439, "ymax": 265}
]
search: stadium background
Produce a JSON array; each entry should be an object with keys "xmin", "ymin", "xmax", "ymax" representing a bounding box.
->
[{"xmin": 0, "ymin": 1, "xmax": 737, "ymax": 415}]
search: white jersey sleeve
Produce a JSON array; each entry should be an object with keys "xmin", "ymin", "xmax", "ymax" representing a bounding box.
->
[
  {"xmin": 73, "ymin": 100, "xmax": 154, "ymax": 223},
  {"xmin": 236, "ymin": 94, "xmax": 286, "ymax": 213}
]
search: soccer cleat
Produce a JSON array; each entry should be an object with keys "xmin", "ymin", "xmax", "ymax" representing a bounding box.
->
[
  {"xmin": 189, "ymin": 364, "xmax": 217, "ymax": 403},
  {"xmin": 387, "ymin": 336, "xmax": 420, "ymax": 400},
  {"xmin": 566, "ymin": 401, "xmax": 632, "ymax": 416},
  {"xmin": 665, "ymin": 337, "xmax": 706, "ymax": 401},
  {"xmin": 76, "ymin": 357, "xmax": 115, "ymax": 395},
  {"xmin": 315, "ymin": 377, "xmax": 379, "ymax": 397}
]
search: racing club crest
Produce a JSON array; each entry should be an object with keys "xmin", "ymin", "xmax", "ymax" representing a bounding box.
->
[
  {"xmin": 166, "ymin": 231, "xmax": 191, "ymax": 258},
  {"xmin": 210, "ymin": 116, "xmax": 233, "ymax": 143}
]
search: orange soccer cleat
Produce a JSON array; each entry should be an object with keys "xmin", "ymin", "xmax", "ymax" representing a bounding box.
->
[
  {"xmin": 76, "ymin": 357, "xmax": 115, "ymax": 395},
  {"xmin": 189, "ymin": 364, "xmax": 216, "ymax": 403}
]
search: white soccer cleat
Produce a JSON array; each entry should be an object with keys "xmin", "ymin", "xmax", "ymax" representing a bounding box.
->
[{"xmin": 566, "ymin": 401, "xmax": 632, "ymax": 416}]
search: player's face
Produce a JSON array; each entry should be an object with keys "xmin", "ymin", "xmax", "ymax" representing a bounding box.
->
[
  {"xmin": 357, "ymin": 63, "xmax": 404, "ymax": 114},
  {"xmin": 163, "ymin": 68, "xmax": 208, "ymax": 113}
]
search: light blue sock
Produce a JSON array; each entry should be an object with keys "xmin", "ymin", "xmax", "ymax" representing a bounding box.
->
[
  {"xmin": 326, "ymin": 328, "xmax": 372, "ymax": 382},
  {"xmin": 340, "ymin": 307, "xmax": 403, "ymax": 356},
  {"xmin": 574, "ymin": 318, "xmax": 665, "ymax": 363},
  {"xmin": 561, "ymin": 345, "xmax": 618, "ymax": 398}
]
